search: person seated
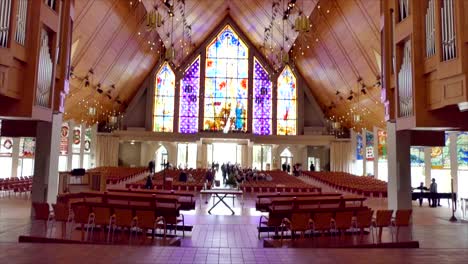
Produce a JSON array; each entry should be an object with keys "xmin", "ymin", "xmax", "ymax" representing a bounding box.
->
[
  {"xmin": 187, "ymin": 173, "xmax": 194, "ymax": 182},
  {"xmin": 412, "ymin": 182, "xmax": 429, "ymax": 206},
  {"xmin": 265, "ymin": 174, "xmax": 272, "ymax": 181},
  {"xmin": 179, "ymin": 171, "xmax": 188, "ymax": 182},
  {"xmin": 144, "ymin": 175, "xmax": 153, "ymax": 189}
]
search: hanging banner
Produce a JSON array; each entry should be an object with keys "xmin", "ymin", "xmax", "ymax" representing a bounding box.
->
[
  {"xmin": 366, "ymin": 131, "xmax": 374, "ymax": 161},
  {"xmin": 60, "ymin": 123, "xmax": 69, "ymax": 155},
  {"xmin": 377, "ymin": 130, "xmax": 387, "ymax": 159}
]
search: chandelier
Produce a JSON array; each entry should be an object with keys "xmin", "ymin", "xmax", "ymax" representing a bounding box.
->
[{"xmin": 146, "ymin": 9, "xmax": 163, "ymax": 30}]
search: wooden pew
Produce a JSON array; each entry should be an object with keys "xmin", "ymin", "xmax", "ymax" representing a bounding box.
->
[{"xmin": 256, "ymin": 192, "xmax": 342, "ymax": 212}]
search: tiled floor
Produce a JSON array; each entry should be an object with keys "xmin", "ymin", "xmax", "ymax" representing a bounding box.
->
[{"xmin": 2, "ymin": 182, "xmax": 468, "ymax": 262}]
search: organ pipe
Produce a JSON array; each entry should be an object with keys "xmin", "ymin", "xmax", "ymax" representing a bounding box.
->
[
  {"xmin": 441, "ymin": 0, "xmax": 456, "ymax": 61},
  {"xmin": 425, "ymin": 0, "xmax": 435, "ymax": 57},
  {"xmin": 36, "ymin": 29, "xmax": 53, "ymax": 108},
  {"xmin": 15, "ymin": 0, "xmax": 27, "ymax": 46},
  {"xmin": 398, "ymin": 40, "xmax": 413, "ymax": 117},
  {"xmin": 0, "ymin": 0, "xmax": 12, "ymax": 47}
]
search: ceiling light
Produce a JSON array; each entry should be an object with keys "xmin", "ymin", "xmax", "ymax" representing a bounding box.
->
[
  {"xmin": 335, "ymin": 91, "xmax": 340, "ymax": 95},
  {"xmin": 347, "ymin": 95, "xmax": 354, "ymax": 101}
]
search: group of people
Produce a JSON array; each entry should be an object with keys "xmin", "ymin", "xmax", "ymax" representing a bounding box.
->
[
  {"xmin": 220, "ymin": 163, "xmax": 273, "ymax": 184},
  {"xmin": 413, "ymin": 178, "xmax": 440, "ymax": 207},
  {"xmin": 282, "ymin": 162, "xmax": 304, "ymax": 176}
]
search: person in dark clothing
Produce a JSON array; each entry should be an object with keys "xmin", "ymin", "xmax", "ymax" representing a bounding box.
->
[
  {"xmin": 412, "ymin": 182, "xmax": 429, "ymax": 206},
  {"xmin": 144, "ymin": 175, "xmax": 153, "ymax": 189},
  {"xmin": 148, "ymin": 160, "xmax": 155, "ymax": 174},
  {"xmin": 287, "ymin": 164, "xmax": 291, "ymax": 173},
  {"xmin": 429, "ymin": 178, "xmax": 439, "ymax": 207},
  {"xmin": 179, "ymin": 171, "xmax": 188, "ymax": 182},
  {"xmin": 310, "ymin": 163, "xmax": 315, "ymax": 172},
  {"xmin": 282, "ymin": 163, "xmax": 287, "ymax": 172},
  {"xmin": 221, "ymin": 163, "xmax": 227, "ymax": 183}
]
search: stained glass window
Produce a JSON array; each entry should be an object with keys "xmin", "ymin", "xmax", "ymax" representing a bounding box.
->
[
  {"xmin": 179, "ymin": 57, "xmax": 200, "ymax": 133},
  {"xmin": 410, "ymin": 147, "xmax": 425, "ymax": 166},
  {"xmin": 458, "ymin": 132, "xmax": 468, "ymax": 170},
  {"xmin": 431, "ymin": 133, "xmax": 450, "ymax": 169},
  {"xmin": 153, "ymin": 62, "xmax": 175, "ymax": 132},
  {"xmin": 253, "ymin": 58, "xmax": 272, "ymax": 135},
  {"xmin": 277, "ymin": 66, "xmax": 296, "ymax": 135},
  {"xmin": 204, "ymin": 25, "xmax": 248, "ymax": 132}
]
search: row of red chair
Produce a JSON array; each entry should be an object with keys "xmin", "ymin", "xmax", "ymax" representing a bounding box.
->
[
  {"xmin": 302, "ymin": 171, "xmax": 388, "ymax": 197},
  {"xmin": 126, "ymin": 168, "xmax": 208, "ymax": 191},
  {"xmin": 0, "ymin": 176, "xmax": 33, "ymax": 197},
  {"xmin": 241, "ymin": 171, "xmax": 321, "ymax": 193}
]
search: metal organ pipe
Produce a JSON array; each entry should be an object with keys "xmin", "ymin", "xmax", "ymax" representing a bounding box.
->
[
  {"xmin": 441, "ymin": 0, "xmax": 456, "ymax": 61},
  {"xmin": 398, "ymin": 40, "xmax": 413, "ymax": 117},
  {"xmin": 425, "ymin": 0, "xmax": 435, "ymax": 57},
  {"xmin": 15, "ymin": 0, "xmax": 27, "ymax": 46},
  {"xmin": 399, "ymin": 0, "xmax": 409, "ymax": 21},
  {"xmin": 0, "ymin": 0, "xmax": 12, "ymax": 48},
  {"xmin": 36, "ymin": 29, "xmax": 53, "ymax": 108}
]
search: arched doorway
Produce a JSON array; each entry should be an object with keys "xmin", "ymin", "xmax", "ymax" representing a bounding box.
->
[
  {"xmin": 155, "ymin": 145, "xmax": 168, "ymax": 172},
  {"xmin": 280, "ymin": 148, "xmax": 293, "ymax": 173}
]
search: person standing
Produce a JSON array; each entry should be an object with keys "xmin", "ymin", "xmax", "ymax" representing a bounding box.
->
[
  {"xmin": 144, "ymin": 175, "xmax": 153, "ymax": 189},
  {"xmin": 429, "ymin": 178, "xmax": 438, "ymax": 208},
  {"xmin": 148, "ymin": 160, "xmax": 155, "ymax": 174},
  {"xmin": 282, "ymin": 162, "xmax": 287, "ymax": 172},
  {"xmin": 310, "ymin": 163, "xmax": 315, "ymax": 172}
]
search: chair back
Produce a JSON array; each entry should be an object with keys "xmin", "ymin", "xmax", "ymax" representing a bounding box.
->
[
  {"xmin": 52, "ymin": 203, "xmax": 70, "ymax": 222},
  {"xmin": 32, "ymin": 203, "xmax": 50, "ymax": 221},
  {"xmin": 73, "ymin": 205, "xmax": 91, "ymax": 224},
  {"xmin": 92, "ymin": 206, "xmax": 112, "ymax": 225},
  {"xmin": 135, "ymin": 210, "xmax": 156, "ymax": 229},
  {"xmin": 312, "ymin": 212, "xmax": 333, "ymax": 230},
  {"xmin": 334, "ymin": 211, "xmax": 354, "ymax": 229},
  {"xmin": 290, "ymin": 213, "xmax": 311, "ymax": 231},
  {"xmin": 114, "ymin": 208, "xmax": 134, "ymax": 227},
  {"xmin": 355, "ymin": 209, "xmax": 373, "ymax": 228},
  {"xmin": 375, "ymin": 210, "xmax": 393, "ymax": 227},
  {"xmin": 394, "ymin": 209, "xmax": 412, "ymax": 226}
]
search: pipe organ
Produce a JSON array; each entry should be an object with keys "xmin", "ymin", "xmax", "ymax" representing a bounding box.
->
[
  {"xmin": 440, "ymin": 0, "xmax": 456, "ymax": 61},
  {"xmin": 397, "ymin": 40, "xmax": 413, "ymax": 118},
  {"xmin": 0, "ymin": 0, "xmax": 12, "ymax": 48},
  {"xmin": 14, "ymin": 0, "xmax": 27, "ymax": 46},
  {"xmin": 425, "ymin": 0, "xmax": 435, "ymax": 58},
  {"xmin": 0, "ymin": 0, "xmax": 74, "ymax": 121},
  {"xmin": 381, "ymin": 0, "xmax": 468, "ymax": 131}
]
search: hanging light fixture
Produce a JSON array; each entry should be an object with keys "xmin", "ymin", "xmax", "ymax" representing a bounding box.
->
[
  {"xmin": 294, "ymin": 13, "xmax": 310, "ymax": 33},
  {"xmin": 146, "ymin": 8, "xmax": 163, "ymax": 30},
  {"xmin": 165, "ymin": 6, "xmax": 176, "ymax": 62}
]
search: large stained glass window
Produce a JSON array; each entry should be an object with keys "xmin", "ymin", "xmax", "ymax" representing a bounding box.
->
[
  {"xmin": 253, "ymin": 58, "xmax": 272, "ymax": 135},
  {"xmin": 277, "ymin": 66, "xmax": 296, "ymax": 135},
  {"xmin": 153, "ymin": 62, "xmax": 175, "ymax": 132},
  {"xmin": 458, "ymin": 132, "xmax": 468, "ymax": 170},
  {"xmin": 179, "ymin": 57, "xmax": 200, "ymax": 133},
  {"xmin": 204, "ymin": 25, "xmax": 248, "ymax": 132}
]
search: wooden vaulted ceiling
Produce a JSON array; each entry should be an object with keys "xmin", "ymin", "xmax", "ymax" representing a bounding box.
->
[{"xmin": 65, "ymin": 0, "xmax": 383, "ymax": 131}]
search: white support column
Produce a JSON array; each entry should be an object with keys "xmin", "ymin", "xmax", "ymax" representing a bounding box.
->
[
  {"xmin": 11, "ymin": 138, "xmax": 21, "ymax": 178},
  {"xmin": 373, "ymin": 127, "xmax": 379, "ymax": 179},
  {"xmin": 350, "ymin": 129, "xmax": 357, "ymax": 174},
  {"xmin": 31, "ymin": 113, "xmax": 63, "ymax": 204},
  {"xmin": 387, "ymin": 122, "xmax": 412, "ymax": 210},
  {"xmin": 449, "ymin": 132, "xmax": 458, "ymax": 195},
  {"xmin": 247, "ymin": 141, "xmax": 253, "ymax": 168},
  {"xmin": 79, "ymin": 124, "xmax": 85, "ymax": 168},
  {"xmin": 424, "ymin": 147, "xmax": 432, "ymax": 187}
]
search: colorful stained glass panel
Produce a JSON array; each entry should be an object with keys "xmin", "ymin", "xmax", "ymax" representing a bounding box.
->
[
  {"xmin": 458, "ymin": 132, "xmax": 468, "ymax": 170},
  {"xmin": 366, "ymin": 131, "xmax": 374, "ymax": 161},
  {"xmin": 204, "ymin": 25, "xmax": 248, "ymax": 132},
  {"xmin": 179, "ymin": 57, "xmax": 200, "ymax": 134},
  {"xmin": 356, "ymin": 133, "xmax": 363, "ymax": 160},
  {"xmin": 253, "ymin": 58, "xmax": 272, "ymax": 135},
  {"xmin": 153, "ymin": 63, "xmax": 175, "ymax": 132},
  {"xmin": 277, "ymin": 66, "xmax": 296, "ymax": 135}
]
